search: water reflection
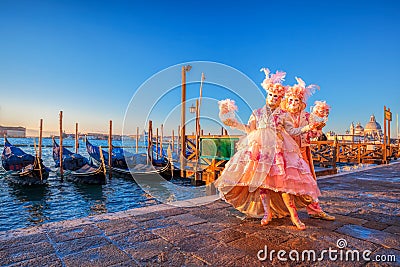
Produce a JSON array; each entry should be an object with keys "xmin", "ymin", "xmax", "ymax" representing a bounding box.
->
[
  {"xmin": 73, "ymin": 184, "xmax": 107, "ymax": 215},
  {"xmin": 132, "ymin": 173, "xmax": 209, "ymax": 205},
  {"xmin": 8, "ymin": 184, "xmax": 49, "ymax": 225}
]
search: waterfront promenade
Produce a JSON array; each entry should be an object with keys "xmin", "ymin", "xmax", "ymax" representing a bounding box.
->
[{"xmin": 0, "ymin": 163, "xmax": 399, "ymax": 266}]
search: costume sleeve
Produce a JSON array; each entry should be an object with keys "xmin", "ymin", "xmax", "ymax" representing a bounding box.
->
[
  {"xmin": 283, "ymin": 113, "xmax": 311, "ymax": 136},
  {"xmin": 230, "ymin": 123, "xmax": 247, "ymax": 133},
  {"xmin": 230, "ymin": 110, "xmax": 256, "ymax": 133},
  {"xmin": 248, "ymin": 112, "xmax": 256, "ymax": 125},
  {"xmin": 228, "ymin": 113, "xmax": 255, "ymax": 133}
]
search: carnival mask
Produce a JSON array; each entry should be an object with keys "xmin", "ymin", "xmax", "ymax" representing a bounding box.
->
[
  {"xmin": 314, "ymin": 107, "xmax": 329, "ymax": 118},
  {"xmin": 266, "ymin": 92, "xmax": 281, "ymax": 108},
  {"xmin": 287, "ymin": 96, "xmax": 301, "ymax": 112}
]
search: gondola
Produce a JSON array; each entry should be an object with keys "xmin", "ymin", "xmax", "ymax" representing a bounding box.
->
[
  {"xmin": 6, "ymin": 157, "xmax": 49, "ymax": 185},
  {"xmin": 85, "ymin": 138, "xmax": 171, "ymax": 179},
  {"xmin": 144, "ymin": 135, "xmax": 194, "ymax": 178},
  {"xmin": 1, "ymin": 137, "xmax": 35, "ymax": 171},
  {"xmin": 2, "ymin": 137, "xmax": 49, "ymax": 185},
  {"xmin": 64, "ymin": 163, "xmax": 106, "ymax": 185},
  {"xmin": 52, "ymin": 139, "xmax": 106, "ymax": 184},
  {"xmin": 52, "ymin": 139, "xmax": 89, "ymax": 170}
]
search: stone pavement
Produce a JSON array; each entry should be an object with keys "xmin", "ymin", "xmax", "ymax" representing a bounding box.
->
[{"xmin": 0, "ymin": 162, "xmax": 399, "ymax": 266}]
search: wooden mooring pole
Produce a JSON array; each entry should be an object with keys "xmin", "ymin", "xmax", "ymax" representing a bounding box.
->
[
  {"xmin": 195, "ymin": 99, "xmax": 200, "ymax": 160},
  {"xmin": 156, "ymin": 127, "xmax": 159, "ymax": 160},
  {"xmin": 34, "ymin": 138, "xmax": 43, "ymax": 181},
  {"xmin": 136, "ymin": 127, "xmax": 139, "ymax": 153},
  {"xmin": 388, "ymin": 107, "xmax": 391, "ymax": 159},
  {"xmin": 148, "ymin": 121, "xmax": 153, "ymax": 163},
  {"xmin": 397, "ymin": 113, "xmax": 399, "ymax": 145},
  {"xmin": 177, "ymin": 125, "xmax": 181, "ymax": 155},
  {"xmin": 172, "ymin": 129, "xmax": 175, "ymax": 155},
  {"xmin": 99, "ymin": 146, "xmax": 107, "ymax": 178},
  {"xmin": 160, "ymin": 124, "xmax": 163, "ymax": 158},
  {"xmin": 180, "ymin": 65, "xmax": 191, "ymax": 178},
  {"xmin": 196, "ymin": 72, "xmax": 205, "ymax": 160},
  {"xmin": 75, "ymin": 123, "xmax": 79, "ymax": 154},
  {"xmin": 194, "ymin": 100, "xmax": 201, "ymax": 184},
  {"xmin": 383, "ymin": 106, "xmax": 387, "ymax": 164},
  {"xmin": 108, "ymin": 120, "xmax": 112, "ymax": 179},
  {"xmin": 193, "ymin": 72, "xmax": 205, "ymax": 185},
  {"xmin": 39, "ymin": 119, "xmax": 43, "ymax": 159},
  {"xmin": 59, "ymin": 111, "xmax": 63, "ymax": 178}
]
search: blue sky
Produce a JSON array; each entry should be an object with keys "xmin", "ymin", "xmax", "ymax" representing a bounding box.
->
[{"xmin": 0, "ymin": 0, "xmax": 399, "ymax": 137}]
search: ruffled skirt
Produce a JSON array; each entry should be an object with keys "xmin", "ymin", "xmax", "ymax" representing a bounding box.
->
[{"xmin": 215, "ymin": 128, "xmax": 321, "ymax": 218}]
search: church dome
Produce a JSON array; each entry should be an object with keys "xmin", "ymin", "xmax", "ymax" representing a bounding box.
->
[
  {"xmin": 355, "ymin": 122, "xmax": 364, "ymax": 130},
  {"xmin": 365, "ymin": 115, "xmax": 381, "ymax": 131},
  {"xmin": 354, "ymin": 122, "xmax": 364, "ymax": 135}
]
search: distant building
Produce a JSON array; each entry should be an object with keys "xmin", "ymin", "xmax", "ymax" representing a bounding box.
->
[
  {"xmin": 364, "ymin": 115, "xmax": 383, "ymax": 140},
  {"xmin": 326, "ymin": 114, "xmax": 383, "ymax": 142},
  {"xmin": 0, "ymin": 126, "xmax": 26, "ymax": 138},
  {"xmin": 86, "ymin": 133, "xmax": 108, "ymax": 140},
  {"xmin": 86, "ymin": 133, "xmax": 122, "ymax": 140},
  {"xmin": 326, "ymin": 131, "xmax": 363, "ymax": 142},
  {"xmin": 350, "ymin": 122, "xmax": 365, "ymax": 136}
]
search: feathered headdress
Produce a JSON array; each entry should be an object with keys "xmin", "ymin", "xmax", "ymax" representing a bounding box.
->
[
  {"xmin": 312, "ymin": 100, "xmax": 331, "ymax": 113},
  {"xmin": 260, "ymin": 68, "xmax": 286, "ymax": 97},
  {"xmin": 285, "ymin": 77, "xmax": 320, "ymax": 103},
  {"xmin": 218, "ymin": 99, "xmax": 238, "ymax": 114}
]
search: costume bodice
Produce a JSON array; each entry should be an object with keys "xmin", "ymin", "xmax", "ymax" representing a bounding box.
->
[
  {"xmin": 249, "ymin": 106, "xmax": 284, "ymax": 130},
  {"xmin": 287, "ymin": 110, "xmax": 312, "ymax": 147}
]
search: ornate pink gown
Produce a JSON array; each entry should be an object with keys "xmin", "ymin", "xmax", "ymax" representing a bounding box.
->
[{"xmin": 215, "ymin": 106, "xmax": 321, "ymax": 218}]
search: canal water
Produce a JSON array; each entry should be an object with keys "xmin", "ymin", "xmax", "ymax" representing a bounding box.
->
[{"xmin": 0, "ymin": 137, "xmax": 191, "ymax": 232}]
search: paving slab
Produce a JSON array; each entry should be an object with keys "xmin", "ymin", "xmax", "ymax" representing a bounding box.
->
[
  {"xmin": 7, "ymin": 254, "xmax": 63, "ymax": 267},
  {"xmin": 136, "ymin": 217, "xmax": 177, "ymax": 230},
  {"xmin": 0, "ymin": 241, "xmax": 56, "ymax": 266},
  {"xmin": 47, "ymin": 224, "xmax": 102, "ymax": 243},
  {"xmin": 54, "ymin": 235, "xmax": 111, "ymax": 257},
  {"xmin": 62, "ymin": 243, "xmax": 132, "ymax": 267},
  {"xmin": 0, "ymin": 232, "xmax": 48, "ymax": 250},
  {"xmin": 192, "ymin": 243, "xmax": 247, "ymax": 265},
  {"xmin": 167, "ymin": 213, "xmax": 208, "ymax": 227},
  {"xmin": 109, "ymin": 229, "xmax": 159, "ymax": 249},
  {"xmin": 94, "ymin": 217, "xmax": 139, "ymax": 236},
  {"xmin": 210, "ymin": 228, "xmax": 246, "ymax": 243},
  {"xmin": 151, "ymin": 224, "xmax": 197, "ymax": 243},
  {"xmin": 337, "ymin": 224, "xmax": 400, "ymax": 250},
  {"xmin": 124, "ymin": 237, "xmax": 174, "ymax": 262},
  {"xmin": 137, "ymin": 248, "xmax": 206, "ymax": 266},
  {"xmin": 383, "ymin": 225, "xmax": 400, "ymax": 235}
]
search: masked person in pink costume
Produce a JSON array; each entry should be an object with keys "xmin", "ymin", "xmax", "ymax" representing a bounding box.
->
[
  {"xmin": 281, "ymin": 78, "xmax": 335, "ymax": 221},
  {"xmin": 216, "ymin": 68, "xmax": 324, "ymax": 230}
]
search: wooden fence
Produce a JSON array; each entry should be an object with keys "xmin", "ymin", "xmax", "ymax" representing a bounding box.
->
[{"xmin": 310, "ymin": 140, "xmax": 399, "ymax": 166}]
